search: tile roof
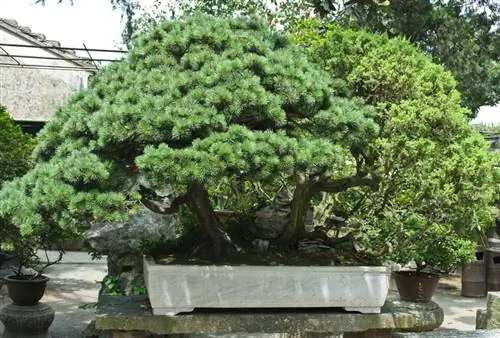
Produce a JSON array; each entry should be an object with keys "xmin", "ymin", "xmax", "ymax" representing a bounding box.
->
[{"xmin": 0, "ymin": 17, "xmax": 96, "ymax": 71}]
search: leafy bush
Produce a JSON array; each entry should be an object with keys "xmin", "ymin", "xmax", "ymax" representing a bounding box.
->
[
  {"xmin": 0, "ymin": 106, "xmax": 35, "ymax": 187},
  {"xmin": 293, "ymin": 21, "xmax": 497, "ymax": 270}
]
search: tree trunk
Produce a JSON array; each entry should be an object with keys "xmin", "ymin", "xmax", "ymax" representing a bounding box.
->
[
  {"xmin": 277, "ymin": 173, "xmax": 315, "ymax": 244},
  {"xmin": 277, "ymin": 173, "xmax": 379, "ymax": 244},
  {"xmin": 185, "ymin": 182, "xmax": 234, "ymax": 261}
]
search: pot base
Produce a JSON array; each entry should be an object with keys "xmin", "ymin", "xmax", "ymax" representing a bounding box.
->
[{"xmin": 0, "ymin": 302, "xmax": 54, "ymax": 337}]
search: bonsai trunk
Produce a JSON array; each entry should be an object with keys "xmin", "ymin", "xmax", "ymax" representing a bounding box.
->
[
  {"xmin": 186, "ymin": 182, "xmax": 234, "ymax": 261},
  {"xmin": 277, "ymin": 173, "xmax": 315, "ymax": 243}
]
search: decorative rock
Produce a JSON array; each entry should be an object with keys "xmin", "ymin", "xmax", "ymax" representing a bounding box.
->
[
  {"xmin": 251, "ymin": 239, "xmax": 270, "ymax": 252},
  {"xmin": 253, "ymin": 206, "xmax": 289, "ymax": 239},
  {"xmin": 85, "ymin": 206, "xmax": 181, "ymax": 255},
  {"xmin": 298, "ymin": 239, "xmax": 333, "ymax": 253},
  {"xmin": 85, "ymin": 204, "xmax": 181, "ymax": 294},
  {"xmin": 0, "ymin": 302, "xmax": 55, "ymax": 338},
  {"xmin": 476, "ymin": 291, "xmax": 500, "ymax": 329},
  {"xmin": 107, "ymin": 253, "xmax": 145, "ymax": 295}
]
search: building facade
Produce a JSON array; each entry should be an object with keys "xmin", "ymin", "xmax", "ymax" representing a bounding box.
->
[{"xmin": 0, "ymin": 18, "xmax": 96, "ymax": 133}]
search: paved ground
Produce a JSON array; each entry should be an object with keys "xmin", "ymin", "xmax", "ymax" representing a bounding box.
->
[
  {"xmin": 434, "ymin": 276, "xmax": 486, "ymax": 331},
  {"xmin": 0, "ymin": 252, "xmax": 489, "ymax": 336}
]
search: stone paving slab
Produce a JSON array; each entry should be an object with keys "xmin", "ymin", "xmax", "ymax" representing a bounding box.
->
[{"xmin": 393, "ymin": 329, "xmax": 500, "ymax": 337}]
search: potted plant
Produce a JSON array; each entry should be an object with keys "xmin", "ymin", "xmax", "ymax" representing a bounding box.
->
[
  {"xmin": 0, "ymin": 222, "xmax": 63, "ymax": 306},
  {"xmin": 379, "ymin": 215, "xmax": 476, "ymax": 301}
]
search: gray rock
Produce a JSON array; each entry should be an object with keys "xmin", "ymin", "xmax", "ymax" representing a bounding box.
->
[
  {"xmin": 252, "ymin": 239, "xmax": 270, "ymax": 252},
  {"xmin": 85, "ymin": 201, "xmax": 181, "ymax": 296},
  {"xmin": 106, "ymin": 253, "xmax": 145, "ymax": 295},
  {"xmin": 85, "ymin": 206, "xmax": 181, "ymax": 255},
  {"xmin": 477, "ymin": 309, "xmax": 487, "ymax": 329},
  {"xmin": 476, "ymin": 292, "xmax": 500, "ymax": 329},
  {"xmin": 253, "ymin": 206, "xmax": 289, "ymax": 239},
  {"xmin": 298, "ymin": 239, "xmax": 333, "ymax": 253},
  {"xmin": 384, "ymin": 299, "xmax": 444, "ymax": 332}
]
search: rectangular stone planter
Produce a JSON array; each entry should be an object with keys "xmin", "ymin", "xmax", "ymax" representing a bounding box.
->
[{"xmin": 144, "ymin": 257, "xmax": 390, "ymax": 316}]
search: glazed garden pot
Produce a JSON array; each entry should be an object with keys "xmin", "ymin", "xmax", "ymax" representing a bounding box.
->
[
  {"xmin": 4, "ymin": 275, "xmax": 49, "ymax": 306},
  {"xmin": 394, "ymin": 271, "xmax": 439, "ymax": 302}
]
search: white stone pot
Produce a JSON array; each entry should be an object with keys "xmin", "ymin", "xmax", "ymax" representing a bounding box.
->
[{"xmin": 144, "ymin": 257, "xmax": 390, "ymax": 316}]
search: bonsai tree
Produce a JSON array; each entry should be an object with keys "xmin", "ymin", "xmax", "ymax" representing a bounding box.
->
[
  {"xmin": 0, "ymin": 15, "xmax": 379, "ymax": 261},
  {"xmin": 292, "ymin": 21, "xmax": 497, "ymax": 269}
]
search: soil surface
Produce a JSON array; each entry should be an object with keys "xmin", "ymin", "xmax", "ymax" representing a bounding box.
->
[{"xmin": 156, "ymin": 245, "xmax": 377, "ymax": 266}]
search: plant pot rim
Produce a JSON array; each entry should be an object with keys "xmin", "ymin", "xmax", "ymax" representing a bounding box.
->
[
  {"xmin": 4, "ymin": 275, "xmax": 49, "ymax": 282},
  {"xmin": 394, "ymin": 270, "xmax": 440, "ymax": 278}
]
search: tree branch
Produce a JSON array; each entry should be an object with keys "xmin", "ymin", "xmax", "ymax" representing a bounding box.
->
[{"xmin": 314, "ymin": 175, "xmax": 379, "ymax": 194}]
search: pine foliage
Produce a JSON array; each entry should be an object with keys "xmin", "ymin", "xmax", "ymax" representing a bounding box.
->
[{"xmin": 0, "ymin": 15, "xmax": 376, "ymax": 243}]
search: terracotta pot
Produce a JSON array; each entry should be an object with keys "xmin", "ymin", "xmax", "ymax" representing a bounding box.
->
[
  {"xmin": 394, "ymin": 271, "xmax": 439, "ymax": 302},
  {"xmin": 4, "ymin": 275, "xmax": 49, "ymax": 306}
]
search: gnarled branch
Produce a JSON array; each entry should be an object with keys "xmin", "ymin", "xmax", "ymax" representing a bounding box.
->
[{"xmin": 314, "ymin": 175, "xmax": 379, "ymax": 194}]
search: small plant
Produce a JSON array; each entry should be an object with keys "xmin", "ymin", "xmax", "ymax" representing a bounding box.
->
[
  {"xmin": 131, "ymin": 284, "xmax": 147, "ymax": 296},
  {"xmin": 101, "ymin": 275, "xmax": 147, "ymax": 296},
  {"xmin": 101, "ymin": 275, "xmax": 122, "ymax": 296},
  {"xmin": 0, "ymin": 221, "xmax": 63, "ymax": 280},
  {"xmin": 8, "ymin": 239, "xmax": 62, "ymax": 280}
]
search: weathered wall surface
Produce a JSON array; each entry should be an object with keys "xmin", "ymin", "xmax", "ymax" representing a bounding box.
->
[{"xmin": 0, "ymin": 24, "xmax": 91, "ymax": 122}]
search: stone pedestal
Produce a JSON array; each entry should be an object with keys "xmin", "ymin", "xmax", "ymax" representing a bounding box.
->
[
  {"xmin": 95, "ymin": 295, "xmax": 444, "ymax": 338},
  {"xmin": 0, "ymin": 302, "xmax": 55, "ymax": 338}
]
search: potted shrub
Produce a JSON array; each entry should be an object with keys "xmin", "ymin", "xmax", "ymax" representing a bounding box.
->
[
  {"xmin": 3, "ymin": 246, "xmax": 60, "ymax": 306},
  {"xmin": 0, "ymin": 221, "xmax": 63, "ymax": 306},
  {"xmin": 377, "ymin": 215, "xmax": 476, "ymax": 301}
]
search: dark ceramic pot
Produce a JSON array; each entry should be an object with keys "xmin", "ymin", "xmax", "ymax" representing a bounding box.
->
[
  {"xmin": 394, "ymin": 271, "xmax": 439, "ymax": 302},
  {"xmin": 4, "ymin": 275, "xmax": 49, "ymax": 306}
]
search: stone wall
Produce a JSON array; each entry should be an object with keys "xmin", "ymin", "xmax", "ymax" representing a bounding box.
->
[{"xmin": 0, "ymin": 25, "xmax": 91, "ymax": 122}]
